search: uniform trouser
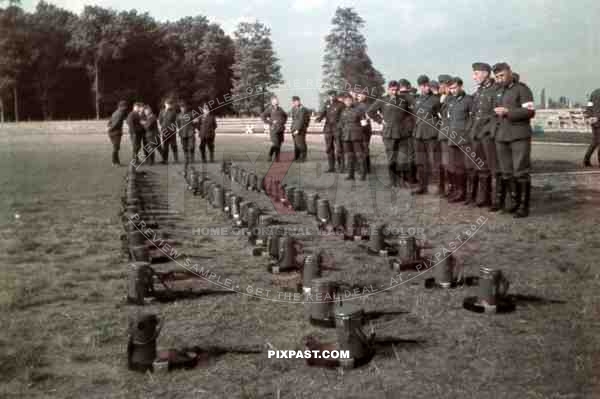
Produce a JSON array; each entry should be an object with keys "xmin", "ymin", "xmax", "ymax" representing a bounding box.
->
[
  {"xmin": 343, "ymin": 140, "xmax": 365, "ymax": 176},
  {"xmin": 293, "ymin": 133, "xmax": 307, "ymax": 160},
  {"xmin": 108, "ymin": 132, "xmax": 122, "ymax": 164},
  {"xmin": 142, "ymin": 132, "xmax": 159, "ymax": 164},
  {"xmin": 181, "ymin": 136, "xmax": 195, "ymax": 168},
  {"xmin": 130, "ymin": 133, "xmax": 143, "ymax": 161},
  {"xmin": 415, "ymin": 139, "xmax": 441, "ymax": 180},
  {"xmin": 584, "ymin": 127, "xmax": 600, "ymax": 164},
  {"xmin": 162, "ymin": 134, "xmax": 178, "ymax": 162},
  {"xmin": 439, "ymin": 140, "xmax": 449, "ymax": 168},
  {"xmin": 270, "ymin": 132, "xmax": 284, "ymax": 159},
  {"xmin": 496, "ymin": 138, "xmax": 531, "ymax": 181},
  {"xmin": 473, "ymin": 138, "xmax": 497, "ymax": 178},
  {"xmin": 334, "ymin": 135, "xmax": 344, "ymax": 163},
  {"xmin": 383, "ymin": 138, "xmax": 410, "ymax": 173},
  {"xmin": 364, "ymin": 133, "xmax": 372, "ymax": 171},
  {"xmin": 448, "ymin": 144, "xmax": 467, "ymax": 175},
  {"xmin": 199, "ymin": 137, "xmax": 215, "ymax": 162}
]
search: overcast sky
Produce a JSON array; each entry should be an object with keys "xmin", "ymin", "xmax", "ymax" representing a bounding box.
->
[{"xmin": 22, "ymin": 0, "xmax": 600, "ymax": 108}]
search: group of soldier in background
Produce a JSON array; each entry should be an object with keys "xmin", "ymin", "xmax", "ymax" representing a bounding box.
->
[
  {"xmin": 106, "ymin": 99, "xmax": 217, "ymax": 169},
  {"xmin": 310, "ymin": 61, "xmax": 535, "ymax": 218}
]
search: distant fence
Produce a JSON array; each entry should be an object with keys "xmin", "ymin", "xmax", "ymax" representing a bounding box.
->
[{"xmin": 0, "ymin": 109, "xmax": 593, "ymax": 135}]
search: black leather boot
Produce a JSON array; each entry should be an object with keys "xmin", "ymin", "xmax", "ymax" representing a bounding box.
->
[
  {"xmin": 490, "ymin": 178, "xmax": 507, "ymax": 212},
  {"xmin": 476, "ymin": 175, "xmax": 492, "ymax": 207},
  {"xmin": 507, "ymin": 178, "xmax": 521, "ymax": 213},
  {"xmin": 514, "ymin": 179, "xmax": 531, "ymax": 218}
]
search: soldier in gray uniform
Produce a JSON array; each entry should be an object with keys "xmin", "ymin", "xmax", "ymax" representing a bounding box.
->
[
  {"xmin": 261, "ymin": 96, "xmax": 288, "ymax": 162},
  {"xmin": 339, "ymin": 93, "xmax": 367, "ymax": 180},
  {"xmin": 315, "ymin": 90, "xmax": 344, "ymax": 172},
  {"xmin": 583, "ymin": 89, "xmax": 600, "ymax": 167},
  {"xmin": 176, "ymin": 101, "xmax": 197, "ymax": 170},
  {"xmin": 107, "ymin": 100, "xmax": 128, "ymax": 166},
  {"xmin": 198, "ymin": 103, "xmax": 217, "ymax": 163},
  {"xmin": 446, "ymin": 77, "xmax": 474, "ymax": 203},
  {"xmin": 158, "ymin": 99, "xmax": 179, "ymax": 164},
  {"xmin": 141, "ymin": 105, "xmax": 160, "ymax": 166},
  {"xmin": 126, "ymin": 102, "xmax": 145, "ymax": 165},
  {"xmin": 490, "ymin": 62, "xmax": 535, "ymax": 218},
  {"xmin": 356, "ymin": 92, "xmax": 372, "ymax": 173},
  {"xmin": 290, "ymin": 96, "xmax": 310, "ymax": 162},
  {"xmin": 399, "ymin": 79, "xmax": 418, "ymax": 185},
  {"xmin": 367, "ymin": 81, "xmax": 413, "ymax": 187},
  {"xmin": 470, "ymin": 62, "xmax": 498, "ymax": 207},
  {"xmin": 413, "ymin": 75, "xmax": 441, "ymax": 194},
  {"xmin": 437, "ymin": 75, "xmax": 453, "ymax": 197}
]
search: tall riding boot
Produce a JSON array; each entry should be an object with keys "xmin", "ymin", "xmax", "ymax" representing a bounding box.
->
[
  {"xmin": 446, "ymin": 172, "xmax": 456, "ymax": 199},
  {"xmin": 463, "ymin": 174, "xmax": 473, "ymax": 204},
  {"xmin": 388, "ymin": 163, "xmax": 397, "ymax": 187},
  {"xmin": 438, "ymin": 167, "xmax": 446, "ymax": 197},
  {"xmin": 359, "ymin": 158, "xmax": 367, "ymax": 181},
  {"xmin": 366, "ymin": 154, "xmax": 371, "ymax": 174},
  {"xmin": 294, "ymin": 147, "xmax": 300, "ymax": 161},
  {"xmin": 268, "ymin": 146, "xmax": 275, "ymax": 161},
  {"xmin": 514, "ymin": 179, "xmax": 531, "ymax": 218},
  {"xmin": 345, "ymin": 155, "xmax": 355, "ymax": 180},
  {"xmin": 326, "ymin": 157, "xmax": 336, "ymax": 173},
  {"xmin": 490, "ymin": 178, "xmax": 507, "ymax": 212},
  {"xmin": 448, "ymin": 173, "xmax": 466, "ymax": 203},
  {"xmin": 465, "ymin": 173, "xmax": 478, "ymax": 206},
  {"xmin": 209, "ymin": 149, "xmax": 214, "ymax": 163},
  {"xmin": 476, "ymin": 174, "xmax": 492, "ymax": 207},
  {"xmin": 507, "ymin": 178, "xmax": 521, "ymax": 213},
  {"xmin": 274, "ymin": 147, "xmax": 281, "ymax": 162},
  {"xmin": 339, "ymin": 157, "xmax": 345, "ymax": 173},
  {"xmin": 583, "ymin": 144, "xmax": 594, "ymax": 166},
  {"xmin": 413, "ymin": 166, "xmax": 427, "ymax": 195}
]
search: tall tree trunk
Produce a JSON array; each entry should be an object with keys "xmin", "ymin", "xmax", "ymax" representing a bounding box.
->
[
  {"xmin": 13, "ymin": 85, "xmax": 19, "ymax": 122},
  {"xmin": 0, "ymin": 97, "xmax": 4, "ymax": 123},
  {"xmin": 94, "ymin": 58, "xmax": 100, "ymax": 120}
]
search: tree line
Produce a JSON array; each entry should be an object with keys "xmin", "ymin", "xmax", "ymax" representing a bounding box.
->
[{"xmin": 0, "ymin": 1, "xmax": 383, "ymax": 122}]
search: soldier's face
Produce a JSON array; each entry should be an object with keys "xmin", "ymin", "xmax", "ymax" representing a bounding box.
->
[
  {"xmin": 271, "ymin": 98, "xmax": 279, "ymax": 107},
  {"xmin": 292, "ymin": 100, "xmax": 300, "ymax": 107},
  {"xmin": 439, "ymin": 84, "xmax": 448, "ymax": 95},
  {"xmin": 449, "ymin": 83, "xmax": 461, "ymax": 96},
  {"xmin": 495, "ymin": 69, "xmax": 512, "ymax": 86},
  {"xmin": 419, "ymin": 84, "xmax": 430, "ymax": 95},
  {"xmin": 165, "ymin": 102, "xmax": 172, "ymax": 109},
  {"xmin": 388, "ymin": 87, "xmax": 399, "ymax": 96},
  {"xmin": 144, "ymin": 109, "xmax": 151, "ymax": 116},
  {"xmin": 473, "ymin": 70, "xmax": 489, "ymax": 84},
  {"xmin": 343, "ymin": 97, "xmax": 353, "ymax": 107},
  {"xmin": 357, "ymin": 93, "xmax": 367, "ymax": 102}
]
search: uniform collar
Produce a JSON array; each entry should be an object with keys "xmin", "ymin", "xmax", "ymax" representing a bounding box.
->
[{"xmin": 482, "ymin": 78, "xmax": 494, "ymax": 89}]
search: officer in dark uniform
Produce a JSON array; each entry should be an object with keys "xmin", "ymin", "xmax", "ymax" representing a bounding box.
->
[
  {"xmin": 583, "ymin": 89, "xmax": 600, "ymax": 167},
  {"xmin": 339, "ymin": 93, "xmax": 367, "ymax": 180},
  {"xmin": 413, "ymin": 75, "xmax": 441, "ymax": 194},
  {"xmin": 177, "ymin": 101, "xmax": 197, "ymax": 170},
  {"xmin": 437, "ymin": 75, "xmax": 453, "ymax": 197},
  {"xmin": 158, "ymin": 99, "xmax": 179, "ymax": 164},
  {"xmin": 261, "ymin": 96, "xmax": 288, "ymax": 162},
  {"xmin": 107, "ymin": 100, "xmax": 128, "ymax": 166},
  {"xmin": 367, "ymin": 81, "xmax": 413, "ymax": 187},
  {"xmin": 446, "ymin": 77, "xmax": 474, "ymax": 203},
  {"xmin": 198, "ymin": 103, "xmax": 217, "ymax": 163},
  {"xmin": 470, "ymin": 62, "xmax": 498, "ymax": 207},
  {"xmin": 430, "ymin": 81, "xmax": 440, "ymax": 95},
  {"xmin": 290, "ymin": 96, "xmax": 310, "ymax": 162},
  {"xmin": 126, "ymin": 102, "xmax": 145, "ymax": 165},
  {"xmin": 399, "ymin": 79, "xmax": 418, "ymax": 185},
  {"xmin": 315, "ymin": 90, "xmax": 344, "ymax": 172},
  {"xmin": 490, "ymin": 62, "xmax": 535, "ymax": 218},
  {"xmin": 356, "ymin": 92, "xmax": 372, "ymax": 173},
  {"xmin": 141, "ymin": 105, "xmax": 160, "ymax": 166}
]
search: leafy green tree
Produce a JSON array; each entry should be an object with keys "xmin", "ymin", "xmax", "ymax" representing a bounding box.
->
[{"xmin": 231, "ymin": 21, "xmax": 283, "ymax": 115}]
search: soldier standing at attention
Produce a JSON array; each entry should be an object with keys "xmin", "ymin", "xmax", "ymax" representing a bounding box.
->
[
  {"xmin": 177, "ymin": 101, "xmax": 197, "ymax": 170},
  {"xmin": 446, "ymin": 77, "xmax": 474, "ymax": 203},
  {"xmin": 126, "ymin": 102, "xmax": 145, "ymax": 166},
  {"xmin": 340, "ymin": 93, "xmax": 367, "ymax": 181},
  {"xmin": 583, "ymin": 89, "xmax": 600, "ymax": 167},
  {"xmin": 490, "ymin": 62, "xmax": 535, "ymax": 218},
  {"xmin": 437, "ymin": 75, "xmax": 453, "ymax": 197},
  {"xmin": 356, "ymin": 92, "xmax": 372, "ymax": 174},
  {"xmin": 315, "ymin": 90, "xmax": 344, "ymax": 173},
  {"xmin": 367, "ymin": 81, "xmax": 413, "ymax": 187},
  {"xmin": 107, "ymin": 100, "xmax": 128, "ymax": 167},
  {"xmin": 261, "ymin": 96, "xmax": 288, "ymax": 162},
  {"xmin": 158, "ymin": 99, "xmax": 179, "ymax": 164},
  {"xmin": 413, "ymin": 75, "xmax": 441, "ymax": 195},
  {"xmin": 198, "ymin": 103, "xmax": 217, "ymax": 163},
  {"xmin": 470, "ymin": 62, "xmax": 498, "ymax": 207},
  {"xmin": 141, "ymin": 105, "xmax": 160, "ymax": 166},
  {"xmin": 398, "ymin": 79, "xmax": 418, "ymax": 185},
  {"xmin": 290, "ymin": 96, "xmax": 311, "ymax": 162}
]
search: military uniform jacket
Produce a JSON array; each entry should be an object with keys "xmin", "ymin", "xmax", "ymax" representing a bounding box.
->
[
  {"xmin": 107, "ymin": 108, "xmax": 127, "ymax": 137},
  {"xmin": 290, "ymin": 105, "xmax": 310, "ymax": 135},
  {"xmin": 142, "ymin": 113, "xmax": 160, "ymax": 138},
  {"xmin": 316, "ymin": 99, "xmax": 344, "ymax": 135},
  {"xmin": 585, "ymin": 89, "xmax": 600, "ymax": 129},
  {"xmin": 414, "ymin": 93, "xmax": 441, "ymax": 140},
  {"xmin": 177, "ymin": 112, "xmax": 197, "ymax": 139},
  {"xmin": 356, "ymin": 100, "xmax": 372, "ymax": 138},
  {"xmin": 367, "ymin": 94, "xmax": 412, "ymax": 139},
  {"xmin": 199, "ymin": 113, "xmax": 217, "ymax": 140},
  {"xmin": 494, "ymin": 79, "xmax": 535, "ymax": 142},
  {"xmin": 126, "ymin": 111, "xmax": 144, "ymax": 136},
  {"xmin": 401, "ymin": 91, "xmax": 417, "ymax": 136},
  {"xmin": 446, "ymin": 92, "xmax": 473, "ymax": 146},
  {"xmin": 438, "ymin": 95, "xmax": 451, "ymax": 141},
  {"xmin": 470, "ymin": 79, "xmax": 499, "ymax": 141},
  {"xmin": 261, "ymin": 105, "xmax": 288, "ymax": 136},
  {"xmin": 159, "ymin": 108, "xmax": 178, "ymax": 135},
  {"xmin": 339, "ymin": 104, "xmax": 366, "ymax": 142}
]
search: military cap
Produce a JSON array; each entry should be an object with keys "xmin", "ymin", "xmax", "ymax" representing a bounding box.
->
[
  {"xmin": 118, "ymin": 100, "xmax": 128, "ymax": 108},
  {"xmin": 417, "ymin": 75, "xmax": 430, "ymax": 85},
  {"xmin": 398, "ymin": 79, "xmax": 411, "ymax": 88},
  {"xmin": 429, "ymin": 80, "xmax": 439, "ymax": 89},
  {"xmin": 341, "ymin": 92, "xmax": 353, "ymax": 99},
  {"xmin": 492, "ymin": 62, "xmax": 511, "ymax": 73},
  {"xmin": 437, "ymin": 74, "xmax": 453, "ymax": 84},
  {"xmin": 292, "ymin": 96, "xmax": 301, "ymax": 101},
  {"xmin": 388, "ymin": 80, "xmax": 399, "ymax": 88},
  {"xmin": 449, "ymin": 77, "xmax": 464, "ymax": 86},
  {"xmin": 472, "ymin": 62, "xmax": 491, "ymax": 72}
]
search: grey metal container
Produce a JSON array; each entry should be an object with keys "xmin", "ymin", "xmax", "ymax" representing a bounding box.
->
[{"xmin": 309, "ymin": 277, "xmax": 339, "ymax": 327}]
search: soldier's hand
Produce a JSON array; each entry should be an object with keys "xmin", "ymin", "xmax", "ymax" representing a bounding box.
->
[
  {"xmin": 589, "ymin": 117, "xmax": 598, "ymax": 124},
  {"xmin": 494, "ymin": 107, "xmax": 509, "ymax": 116}
]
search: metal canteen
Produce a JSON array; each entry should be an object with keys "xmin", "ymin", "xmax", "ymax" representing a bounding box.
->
[
  {"xmin": 302, "ymin": 254, "xmax": 321, "ymax": 294},
  {"xmin": 479, "ymin": 267, "xmax": 510, "ymax": 306},
  {"xmin": 213, "ymin": 185, "xmax": 224, "ymax": 209},
  {"xmin": 127, "ymin": 261, "xmax": 154, "ymax": 305},
  {"xmin": 224, "ymin": 190, "xmax": 233, "ymax": 214},
  {"xmin": 436, "ymin": 254, "xmax": 462, "ymax": 288},
  {"xmin": 128, "ymin": 313, "xmax": 160, "ymax": 372},
  {"xmin": 335, "ymin": 304, "xmax": 372, "ymax": 366},
  {"xmin": 331, "ymin": 205, "xmax": 347, "ymax": 229},
  {"xmin": 370, "ymin": 224, "xmax": 387, "ymax": 253},
  {"xmin": 309, "ymin": 277, "xmax": 339, "ymax": 327},
  {"xmin": 317, "ymin": 198, "xmax": 331, "ymax": 223},
  {"xmin": 306, "ymin": 192, "xmax": 319, "ymax": 215},
  {"xmin": 292, "ymin": 188, "xmax": 305, "ymax": 211},
  {"xmin": 397, "ymin": 234, "xmax": 418, "ymax": 261}
]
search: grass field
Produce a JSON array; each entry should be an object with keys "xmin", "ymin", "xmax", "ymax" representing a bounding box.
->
[{"xmin": 0, "ymin": 126, "xmax": 599, "ymax": 399}]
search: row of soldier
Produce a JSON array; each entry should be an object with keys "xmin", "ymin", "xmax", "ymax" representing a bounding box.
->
[
  {"xmin": 260, "ymin": 61, "xmax": 535, "ymax": 218},
  {"xmin": 106, "ymin": 99, "xmax": 218, "ymax": 168}
]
